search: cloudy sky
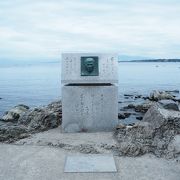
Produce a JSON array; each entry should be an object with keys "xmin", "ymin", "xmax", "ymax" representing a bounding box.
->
[{"xmin": 0, "ymin": 0, "xmax": 180, "ymax": 61}]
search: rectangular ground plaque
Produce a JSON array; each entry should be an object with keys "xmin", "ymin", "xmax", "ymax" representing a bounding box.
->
[{"xmin": 64, "ymin": 154, "xmax": 117, "ymax": 173}]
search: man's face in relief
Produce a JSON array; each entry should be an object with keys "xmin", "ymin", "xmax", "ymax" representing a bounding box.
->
[{"xmin": 84, "ymin": 58, "xmax": 95, "ymax": 73}]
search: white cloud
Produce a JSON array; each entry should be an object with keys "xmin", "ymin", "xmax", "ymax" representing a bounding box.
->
[{"xmin": 0, "ymin": 0, "xmax": 180, "ymax": 60}]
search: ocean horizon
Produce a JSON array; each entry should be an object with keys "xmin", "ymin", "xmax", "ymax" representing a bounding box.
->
[{"xmin": 0, "ymin": 61, "xmax": 180, "ymax": 116}]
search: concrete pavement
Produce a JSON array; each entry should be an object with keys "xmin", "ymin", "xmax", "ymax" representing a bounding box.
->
[{"xmin": 0, "ymin": 143, "xmax": 179, "ymax": 180}]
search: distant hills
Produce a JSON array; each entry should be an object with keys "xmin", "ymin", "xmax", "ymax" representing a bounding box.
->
[
  {"xmin": 118, "ymin": 55, "xmax": 180, "ymax": 62},
  {"xmin": 130, "ymin": 59, "xmax": 180, "ymax": 62},
  {"xmin": 0, "ymin": 56, "xmax": 180, "ymax": 66},
  {"xmin": 118, "ymin": 58, "xmax": 180, "ymax": 62}
]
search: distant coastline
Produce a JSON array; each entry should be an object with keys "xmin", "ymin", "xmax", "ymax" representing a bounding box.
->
[{"xmin": 119, "ymin": 59, "xmax": 180, "ymax": 62}]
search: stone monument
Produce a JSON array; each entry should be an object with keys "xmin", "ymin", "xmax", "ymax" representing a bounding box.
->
[{"xmin": 61, "ymin": 53, "xmax": 118, "ymax": 132}]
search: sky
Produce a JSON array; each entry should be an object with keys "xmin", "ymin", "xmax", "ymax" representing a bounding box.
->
[{"xmin": 0, "ymin": 0, "xmax": 180, "ymax": 61}]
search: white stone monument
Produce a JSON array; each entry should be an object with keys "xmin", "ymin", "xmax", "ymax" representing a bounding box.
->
[{"xmin": 61, "ymin": 53, "xmax": 118, "ymax": 132}]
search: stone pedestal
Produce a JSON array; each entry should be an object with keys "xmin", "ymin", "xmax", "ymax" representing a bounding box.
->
[
  {"xmin": 61, "ymin": 53, "xmax": 118, "ymax": 133},
  {"xmin": 62, "ymin": 85, "xmax": 118, "ymax": 132}
]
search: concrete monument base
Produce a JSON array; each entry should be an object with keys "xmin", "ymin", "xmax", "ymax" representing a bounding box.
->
[{"xmin": 62, "ymin": 85, "xmax": 118, "ymax": 133}]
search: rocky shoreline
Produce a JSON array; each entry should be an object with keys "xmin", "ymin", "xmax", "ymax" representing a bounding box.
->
[
  {"xmin": 0, "ymin": 101, "xmax": 62, "ymax": 142},
  {"xmin": 0, "ymin": 90, "xmax": 180, "ymax": 159}
]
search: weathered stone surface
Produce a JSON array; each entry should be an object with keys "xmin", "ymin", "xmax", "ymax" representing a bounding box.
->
[
  {"xmin": 0, "ymin": 101, "xmax": 62, "ymax": 142},
  {"xmin": 115, "ymin": 104, "xmax": 180, "ymax": 158},
  {"xmin": 149, "ymin": 90, "xmax": 174, "ymax": 101},
  {"xmin": 159, "ymin": 100, "xmax": 179, "ymax": 112},
  {"xmin": 61, "ymin": 53, "xmax": 118, "ymax": 84},
  {"xmin": 118, "ymin": 113, "xmax": 131, "ymax": 119},
  {"xmin": 167, "ymin": 135, "xmax": 180, "ymax": 158},
  {"xmin": 1, "ymin": 104, "xmax": 29, "ymax": 122},
  {"xmin": 18, "ymin": 101, "xmax": 62, "ymax": 132},
  {"xmin": 62, "ymin": 86, "xmax": 118, "ymax": 132},
  {"xmin": 142, "ymin": 104, "xmax": 180, "ymax": 129},
  {"xmin": 123, "ymin": 101, "xmax": 156, "ymax": 113},
  {"xmin": 134, "ymin": 101, "xmax": 156, "ymax": 113},
  {"xmin": 0, "ymin": 124, "xmax": 28, "ymax": 142}
]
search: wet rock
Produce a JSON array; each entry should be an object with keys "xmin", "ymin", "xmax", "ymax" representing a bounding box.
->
[
  {"xmin": 134, "ymin": 95, "xmax": 142, "ymax": 99},
  {"xmin": 165, "ymin": 90, "xmax": 179, "ymax": 94},
  {"xmin": 118, "ymin": 112, "xmax": 131, "ymax": 119},
  {"xmin": 158, "ymin": 100, "xmax": 179, "ymax": 111},
  {"xmin": 134, "ymin": 101, "xmax": 156, "ymax": 113},
  {"xmin": 118, "ymin": 113, "xmax": 126, "ymax": 119},
  {"xmin": 116, "ymin": 124, "xmax": 126, "ymax": 130},
  {"xmin": 142, "ymin": 96, "xmax": 149, "ymax": 100},
  {"xmin": 127, "ymin": 104, "xmax": 135, "ymax": 109},
  {"xmin": 136, "ymin": 116, "xmax": 143, "ymax": 120},
  {"xmin": 124, "ymin": 94, "xmax": 134, "ymax": 97},
  {"xmin": 163, "ymin": 103, "xmax": 179, "ymax": 111},
  {"xmin": 1, "ymin": 105, "xmax": 29, "ymax": 122},
  {"xmin": 123, "ymin": 101, "xmax": 156, "ymax": 114},
  {"xmin": 149, "ymin": 90, "xmax": 174, "ymax": 101},
  {"xmin": 0, "ymin": 97, "xmax": 2, "ymax": 100},
  {"xmin": 124, "ymin": 112, "xmax": 131, "ymax": 118}
]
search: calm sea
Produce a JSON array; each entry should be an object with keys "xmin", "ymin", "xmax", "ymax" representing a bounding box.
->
[{"xmin": 0, "ymin": 62, "xmax": 180, "ymax": 116}]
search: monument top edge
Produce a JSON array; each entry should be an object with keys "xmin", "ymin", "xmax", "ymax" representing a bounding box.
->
[{"xmin": 62, "ymin": 53, "xmax": 118, "ymax": 56}]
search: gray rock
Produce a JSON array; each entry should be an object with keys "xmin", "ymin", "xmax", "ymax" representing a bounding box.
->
[
  {"xmin": 165, "ymin": 90, "xmax": 179, "ymax": 94},
  {"xmin": 149, "ymin": 90, "xmax": 174, "ymax": 101},
  {"xmin": 163, "ymin": 103, "xmax": 179, "ymax": 111},
  {"xmin": 136, "ymin": 116, "xmax": 143, "ymax": 120},
  {"xmin": 134, "ymin": 101, "xmax": 156, "ymax": 113},
  {"xmin": 115, "ymin": 104, "xmax": 180, "ymax": 158},
  {"xmin": 1, "ymin": 105, "xmax": 29, "ymax": 122},
  {"xmin": 159, "ymin": 100, "xmax": 179, "ymax": 111},
  {"xmin": 0, "ymin": 101, "xmax": 62, "ymax": 142},
  {"xmin": 124, "ymin": 101, "xmax": 156, "ymax": 113},
  {"xmin": 118, "ymin": 113, "xmax": 131, "ymax": 119},
  {"xmin": 0, "ymin": 124, "xmax": 28, "ymax": 142},
  {"xmin": 18, "ymin": 101, "xmax": 62, "ymax": 132},
  {"xmin": 142, "ymin": 104, "xmax": 180, "ymax": 129}
]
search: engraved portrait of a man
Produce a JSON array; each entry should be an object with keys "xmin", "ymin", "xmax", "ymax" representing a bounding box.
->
[
  {"xmin": 84, "ymin": 58, "xmax": 95, "ymax": 73},
  {"xmin": 81, "ymin": 56, "xmax": 99, "ymax": 76}
]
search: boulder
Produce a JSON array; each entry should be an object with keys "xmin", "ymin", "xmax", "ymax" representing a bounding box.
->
[
  {"xmin": 123, "ymin": 101, "xmax": 156, "ymax": 113},
  {"xmin": 118, "ymin": 112, "xmax": 131, "ymax": 119},
  {"xmin": 134, "ymin": 100, "xmax": 156, "ymax": 113},
  {"xmin": 0, "ymin": 124, "xmax": 28, "ymax": 142},
  {"xmin": 0, "ymin": 101, "xmax": 62, "ymax": 142},
  {"xmin": 115, "ymin": 121, "xmax": 154, "ymax": 156},
  {"xmin": 149, "ymin": 90, "xmax": 174, "ymax": 101},
  {"xmin": 142, "ymin": 104, "xmax": 180, "ymax": 130},
  {"xmin": 115, "ymin": 104, "xmax": 180, "ymax": 158},
  {"xmin": 18, "ymin": 101, "xmax": 62, "ymax": 132},
  {"xmin": 159, "ymin": 100, "xmax": 179, "ymax": 111},
  {"xmin": 167, "ymin": 135, "xmax": 180, "ymax": 158},
  {"xmin": 1, "ymin": 105, "xmax": 29, "ymax": 122}
]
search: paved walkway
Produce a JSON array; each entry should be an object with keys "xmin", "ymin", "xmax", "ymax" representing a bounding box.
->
[{"xmin": 0, "ymin": 143, "xmax": 179, "ymax": 180}]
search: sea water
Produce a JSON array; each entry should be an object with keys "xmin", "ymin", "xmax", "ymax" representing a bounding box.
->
[{"xmin": 0, "ymin": 62, "xmax": 180, "ymax": 116}]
